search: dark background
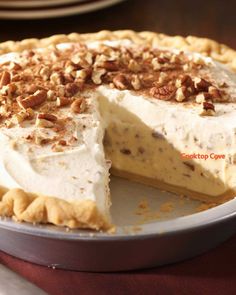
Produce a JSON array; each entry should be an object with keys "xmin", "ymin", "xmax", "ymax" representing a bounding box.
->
[{"xmin": 0, "ymin": 0, "xmax": 235, "ymax": 49}]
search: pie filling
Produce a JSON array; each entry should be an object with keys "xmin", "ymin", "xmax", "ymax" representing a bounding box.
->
[{"xmin": 0, "ymin": 36, "xmax": 235, "ymax": 231}]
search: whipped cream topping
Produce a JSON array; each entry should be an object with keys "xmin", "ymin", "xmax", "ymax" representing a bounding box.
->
[{"xmin": 0, "ymin": 92, "xmax": 111, "ymax": 219}]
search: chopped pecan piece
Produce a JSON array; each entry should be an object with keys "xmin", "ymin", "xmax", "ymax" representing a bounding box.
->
[
  {"xmin": 195, "ymin": 92, "xmax": 212, "ymax": 103},
  {"xmin": 194, "ymin": 77, "xmax": 211, "ymax": 92},
  {"xmin": 158, "ymin": 54, "xmax": 170, "ymax": 64},
  {"xmin": 203, "ymin": 101, "xmax": 215, "ymax": 111},
  {"xmin": 9, "ymin": 62, "xmax": 22, "ymax": 71},
  {"xmin": 176, "ymin": 75, "xmax": 194, "ymax": 89},
  {"xmin": 150, "ymin": 84, "xmax": 176, "ymax": 101},
  {"xmin": 113, "ymin": 74, "xmax": 129, "ymax": 90},
  {"xmin": 26, "ymin": 84, "xmax": 41, "ymax": 94},
  {"xmin": 39, "ymin": 66, "xmax": 51, "ymax": 81},
  {"xmin": 47, "ymin": 90, "xmax": 56, "ymax": 100},
  {"xmin": 92, "ymin": 68, "xmax": 106, "ymax": 85},
  {"xmin": 38, "ymin": 113, "xmax": 57, "ymax": 122},
  {"xmin": 208, "ymin": 86, "xmax": 222, "ymax": 100},
  {"xmin": 0, "ymin": 71, "xmax": 11, "ymax": 88},
  {"xmin": 131, "ymin": 75, "xmax": 141, "ymax": 90},
  {"xmin": 36, "ymin": 118, "xmax": 54, "ymax": 128},
  {"xmin": 65, "ymin": 83, "xmax": 80, "ymax": 96},
  {"xmin": 58, "ymin": 140, "xmax": 67, "ymax": 146},
  {"xmin": 128, "ymin": 59, "xmax": 141, "ymax": 72},
  {"xmin": 200, "ymin": 101, "xmax": 216, "ymax": 116},
  {"xmin": 152, "ymin": 58, "xmax": 161, "ymax": 71},
  {"xmin": 76, "ymin": 68, "xmax": 91, "ymax": 81},
  {"xmin": 70, "ymin": 97, "xmax": 86, "ymax": 114},
  {"xmin": 175, "ymin": 86, "xmax": 191, "ymax": 102},
  {"xmin": 50, "ymin": 72, "xmax": 65, "ymax": 85},
  {"xmin": 0, "ymin": 83, "xmax": 17, "ymax": 97},
  {"xmin": 102, "ymin": 60, "xmax": 119, "ymax": 71},
  {"xmin": 17, "ymin": 90, "xmax": 47, "ymax": 109},
  {"xmin": 56, "ymin": 97, "xmax": 72, "ymax": 107}
]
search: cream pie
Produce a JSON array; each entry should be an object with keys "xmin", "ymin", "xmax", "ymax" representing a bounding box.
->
[{"xmin": 0, "ymin": 30, "xmax": 235, "ymax": 231}]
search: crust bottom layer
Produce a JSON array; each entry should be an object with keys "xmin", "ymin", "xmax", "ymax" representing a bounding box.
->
[{"xmin": 111, "ymin": 168, "xmax": 235, "ymax": 205}]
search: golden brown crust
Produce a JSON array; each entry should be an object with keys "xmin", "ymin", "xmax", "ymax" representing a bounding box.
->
[
  {"xmin": 0, "ymin": 30, "xmax": 235, "ymax": 231},
  {"xmin": 0, "ymin": 30, "xmax": 236, "ymax": 71},
  {"xmin": 0, "ymin": 186, "xmax": 113, "ymax": 231}
]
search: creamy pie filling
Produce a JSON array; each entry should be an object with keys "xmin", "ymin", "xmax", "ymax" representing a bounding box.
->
[
  {"xmin": 98, "ymin": 86, "xmax": 236, "ymax": 202},
  {"xmin": 0, "ymin": 39, "xmax": 235, "ymax": 229}
]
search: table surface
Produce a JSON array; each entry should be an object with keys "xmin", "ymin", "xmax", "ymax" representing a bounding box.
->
[
  {"xmin": 0, "ymin": 0, "xmax": 235, "ymax": 294},
  {"xmin": 0, "ymin": 235, "xmax": 236, "ymax": 295}
]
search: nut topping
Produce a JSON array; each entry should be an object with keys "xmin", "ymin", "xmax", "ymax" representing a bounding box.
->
[
  {"xmin": 200, "ymin": 101, "xmax": 216, "ymax": 116},
  {"xmin": 56, "ymin": 97, "xmax": 72, "ymax": 107},
  {"xmin": 176, "ymin": 86, "xmax": 191, "ymax": 102},
  {"xmin": 50, "ymin": 72, "xmax": 64, "ymax": 85},
  {"xmin": 17, "ymin": 90, "xmax": 47, "ymax": 109},
  {"xmin": 0, "ymin": 40, "xmax": 232, "ymax": 139},
  {"xmin": 91, "ymin": 68, "xmax": 106, "ymax": 85},
  {"xmin": 70, "ymin": 97, "xmax": 86, "ymax": 114},
  {"xmin": 38, "ymin": 113, "xmax": 57, "ymax": 122},
  {"xmin": 113, "ymin": 74, "xmax": 129, "ymax": 90},
  {"xmin": 208, "ymin": 86, "xmax": 222, "ymax": 100},
  {"xmin": 65, "ymin": 83, "xmax": 80, "ymax": 96},
  {"xmin": 102, "ymin": 60, "xmax": 119, "ymax": 71},
  {"xmin": 131, "ymin": 75, "xmax": 141, "ymax": 90},
  {"xmin": 150, "ymin": 84, "xmax": 176, "ymax": 100},
  {"xmin": 194, "ymin": 77, "xmax": 211, "ymax": 91},
  {"xmin": 0, "ymin": 71, "xmax": 11, "ymax": 88},
  {"xmin": 176, "ymin": 75, "xmax": 194, "ymax": 89},
  {"xmin": 36, "ymin": 118, "xmax": 54, "ymax": 128}
]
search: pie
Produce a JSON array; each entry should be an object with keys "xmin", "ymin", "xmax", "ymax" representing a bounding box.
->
[{"xmin": 0, "ymin": 30, "xmax": 235, "ymax": 231}]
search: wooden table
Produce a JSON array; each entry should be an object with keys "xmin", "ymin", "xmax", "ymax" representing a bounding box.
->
[{"xmin": 0, "ymin": 0, "xmax": 235, "ymax": 50}]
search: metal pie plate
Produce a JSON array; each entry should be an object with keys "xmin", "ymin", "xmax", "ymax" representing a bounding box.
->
[{"xmin": 0, "ymin": 176, "xmax": 235, "ymax": 272}]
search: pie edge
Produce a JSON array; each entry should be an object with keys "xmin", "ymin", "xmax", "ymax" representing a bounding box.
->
[
  {"xmin": 0, "ymin": 30, "xmax": 235, "ymax": 231},
  {"xmin": 0, "ymin": 30, "xmax": 236, "ymax": 72},
  {"xmin": 0, "ymin": 186, "xmax": 113, "ymax": 231}
]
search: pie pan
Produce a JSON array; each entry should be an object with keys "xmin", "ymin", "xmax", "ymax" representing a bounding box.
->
[{"xmin": 0, "ymin": 176, "xmax": 235, "ymax": 272}]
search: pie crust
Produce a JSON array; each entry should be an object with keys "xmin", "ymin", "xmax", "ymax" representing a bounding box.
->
[
  {"xmin": 1, "ymin": 30, "xmax": 236, "ymax": 72},
  {"xmin": 0, "ymin": 30, "xmax": 235, "ymax": 231}
]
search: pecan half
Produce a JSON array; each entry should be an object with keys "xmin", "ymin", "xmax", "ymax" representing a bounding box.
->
[{"xmin": 150, "ymin": 84, "xmax": 176, "ymax": 100}]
